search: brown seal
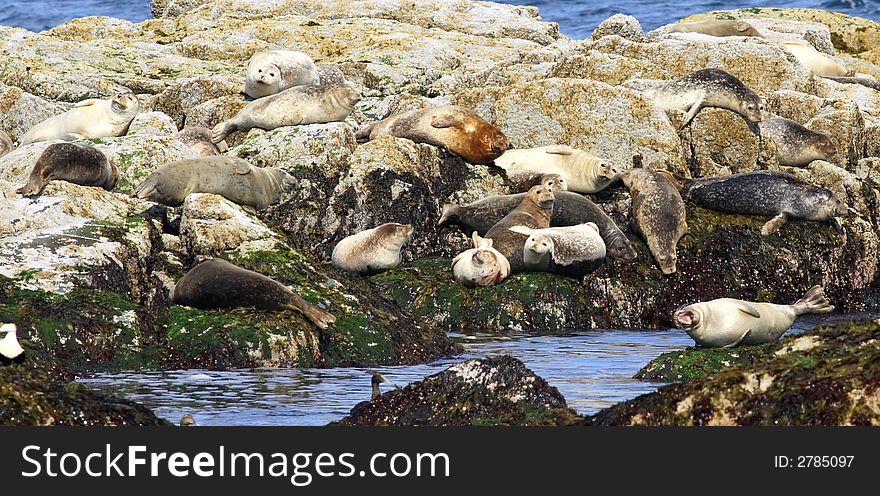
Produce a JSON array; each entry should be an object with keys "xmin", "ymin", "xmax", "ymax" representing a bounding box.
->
[
  {"xmin": 0, "ymin": 130, "xmax": 12, "ymax": 157},
  {"xmin": 484, "ymin": 184, "xmax": 554, "ymax": 274},
  {"xmin": 620, "ymin": 169, "xmax": 688, "ymax": 274},
  {"xmin": 16, "ymin": 142, "xmax": 118, "ymax": 196},
  {"xmin": 355, "ymin": 105, "xmax": 509, "ymax": 165},
  {"xmin": 171, "ymin": 258, "xmax": 335, "ymax": 329},
  {"xmin": 176, "ymin": 127, "xmax": 222, "ymax": 156}
]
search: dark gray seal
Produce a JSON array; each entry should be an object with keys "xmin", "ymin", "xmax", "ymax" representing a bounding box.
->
[
  {"xmin": 17, "ymin": 142, "xmax": 118, "ymax": 196},
  {"xmin": 651, "ymin": 68, "xmax": 765, "ymax": 129},
  {"xmin": 439, "ymin": 190, "xmax": 637, "ymax": 260},
  {"xmin": 682, "ymin": 170, "xmax": 849, "ymax": 235},
  {"xmin": 134, "ymin": 156, "xmax": 294, "ymax": 210},
  {"xmin": 172, "ymin": 258, "xmax": 336, "ymax": 329},
  {"xmin": 758, "ymin": 117, "xmax": 836, "ymax": 167},
  {"xmin": 620, "ymin": 169, "xmax": 688, "ymax": 274},
  {"xmin": 484, "ymin": 184, "xmax": 554, "ymax": 274}
]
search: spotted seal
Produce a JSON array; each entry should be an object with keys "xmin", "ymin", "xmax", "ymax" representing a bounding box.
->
[
  {"xmin": 510, "ymin": 222, "xmax": 606, "ymax": 276},
  {"xmin": 650, "ymin": 68, "xmax": 765, "ymax": 129},
  {"xmin": 331, "ymin": 223, "xmax": 414, "ymax": 275},
  {"xmin": 758, "ymin": 117, "xmax": 836, "ymax": 167},
  {"xmin": 243, "ymin": 50, "xmax": 320, "ymax": 99},
  {"xmin": 484, "ymin": 184, "xmax": 554, "ymax": 274},
  {"xmin": 451, "ymin": 231, "xmax": 511, "ymax": 287}
]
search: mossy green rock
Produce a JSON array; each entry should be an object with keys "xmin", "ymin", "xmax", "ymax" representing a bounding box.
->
[
  {"xmin": 634, "ymin": 344, "xmax": 774, "ymax": 382},
  {"xmin": 333, "ymin": 355, "xmax": 584, "ymax": 426},
  {"xmin": 0, "ymin": 344, "xmax": 169, "ymax": 426},
  {"xmin": 589, "ymin": 318, "xmax": 880, "ymax": 425}
]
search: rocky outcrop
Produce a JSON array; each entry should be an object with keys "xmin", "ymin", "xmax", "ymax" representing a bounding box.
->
[
  {"xmin": 591, "ymin": 318, "xmax": 880, "ymax": 425},
  {"xmin": 0, "ymin": 344, "xmax": 169, "ymax": 426},
  {"xmin": 333, "ymin": 355, "xmax": 583, "ymax": 426}
]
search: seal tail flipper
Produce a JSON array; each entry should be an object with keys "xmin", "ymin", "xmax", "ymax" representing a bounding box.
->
[
  {"xmin": 722, "ymin": 329, "xmax": 751, "ymax": 348},
  {"xmin": 760, "ymin": 212, "xmax": 788, "ymax": 235},
  {"xmin": 16, "ymin": 175, "xmax": 45, "ymax": 197},
  {"xmin": 286, "ymin": 294, "xmax": 336, "ymax": 329},
  {"xmin": 791, "ymin": 285, "xmax": 834, "ymax": 316},
  {"xmin": 437, "ymin": 204, "xmax": 460, "ymax": 227},
  {"xmin": 355, "ymin": 123, "xmax": 375, "ymax": 143}
]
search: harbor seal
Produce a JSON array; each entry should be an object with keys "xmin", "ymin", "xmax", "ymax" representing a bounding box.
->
[
  {"xmin": 16, "ymin": 142, "xmax": 118, "ymax": 196},
  {"xmin": 758, "ymin": 117, "xmax": 836, "ymax": 167},
  {"xmin": 510, "ymin": 223, "xmax": 606, "ymax": 277},
  {"xmin": 451, "ymin": 231, "xmax": 511, "ymax": 287},
  {"xmin": 0, "ymin": 323, "xmax": 24, "ymax": 360},
  {"xmin": 19, "ymin": 92, "xmax": 139, "ymax": 146},
  {"xmin": 682, "ymin": 170, "xmax": 849, "ymax": 235},
  {"xmin": 439, "ymin": 189, "xmax": 637, "ymax": 260},
  {"xmin": 212, "ymin": 84, "xmax": 361, "ymax": 143},
  {"xmin": 674, "ymin": 285, "xmax": 834, "ymax": 347},
  {"xmin": 650, "ymin": 68, "xmax": 764, "ymax": 129},
  {"xmin": 506, "ymin": 172, "xmax": 569, "ymax": 193},
  {"xmin": 243, "ymin": 50, "xmax": 320, "ymax": 99},
  {"xmin": 134, "ymin": 156, "xmax": 294, "ymax": 210},
  {"xmin": 780, "ymin": 41, "xmax": 850, "ymax": 77},
  {"xmin": 620, "ymin": 169, "xmax": 687, "ymax": 274},
  {"xmin": 822, "ymin": 76, "xmax": 880, "ymax": 91},
  {"xmin": 666, "ymin": 20, "xmax": 761, "ymax": 37},
  {"xmin": 331, "ymin": 223, "xmax": 414, "ymax": 275},
  {"xmin": 484, "ymin": 184, "xmax": 554, "ymax": 274},
  {"xmin": 316, "ymin": 65, "xmax": 347, "ymax": 87},
  {"xmin": 179, "ymin": 414, "xmax": 196, "ymax": 427},
  {"xmin": 0, "ymin": 130, "xmax": 12, "ymax": 157},
  {"xmin": 172, "ymin": 258, "xmax": 335, "ymax": 329},
  {"xmin": 494, "ymin": 145, "xmax": 619, "ymax": 194},
  {"xmin": 176, "ymin": 127, "xmax": 223, "ymax": 156},
  {"xmin": 355, "ymin": 105, "xmax": 509, "ymax": 165}
]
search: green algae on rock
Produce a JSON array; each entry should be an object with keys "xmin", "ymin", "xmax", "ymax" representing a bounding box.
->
[
  {"xmin": 590, "ymin": 318, "xmax": 880, "ymax": 425},
  {"xmin": 634, "ymin": 344, "xmax": 775, "ymax": 383},
  {"xmin": 333, "ymin": 355, "xmax": 584, "ymax": 426},
  {"xmin": 0, "ymin": 343, "xmax": 169, "ymax": 426}
]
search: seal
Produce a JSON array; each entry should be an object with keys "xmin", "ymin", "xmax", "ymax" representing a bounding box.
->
[
  {"xmin": 172, "ymin": 258, "xmax": 336, "ymax": 329},
  {"xmin": 243, "ymin": 50, "xmax": 320, "ymax": 99},
  {"xmin": 666, "ymin": 20, "xmax": 761, "ymax": 37},
  {"xmin": 484, "ymin": 184, "xmax": 554, "ymax": 274},
  {"xmin": 674, "ymin": 285, "xmax": 834, "ymax": 347},
  {"xmin": 620, "ymin": 169, "xmax": 687, "ymax": 274},
  {"xmin": 510, "ymin": 222, "xmax": 606, "ymax": 277},
  {"xmin": 176, "ymin": 127, "xmax": 223, "ymax": 156},
  {"xmin": 439, "ymin": 189, "xmax": 637, "ymax": 260},
  {"xmin": 781, "ymin": 41, "xmax": 850, "ymax": 77},
  {"xmin": 758, "ymin": 117, "xmax": 836, "ymax": 167},
  {"xmin": 355, "ymin": 105, "xmax": 509, "ymax": 165},
  {"xmin": 0, "ymin": 130, "xmax": 12, "ymax": 157},
  {"xmin": 134, "ymin": 156, "xmax": 294, "ymax": 210},
  {"xmin": 316, "ymin": 65, "xmax": 347, "ymax": 87},
  {"xmin": 650, "ymin": 68, "xmax": 765, "ymax": 129},
  {"xmin": 19, "ymin": 92, "xmax": 139, "ymax": 146},
  {"xmin": 16, "ymin": 142, "xmax": 118, "ymax": 196},
  {"xmin": 451, "ymin": 231, "xmax": 511, "ymax": 287},
  {"xmin": 822, "ymin": 76, "xmax": 880, "ymax": 91},
  {"xmin": 212, "ymin": 84, "xmax": 361, "ymax": 143},
  {"xmin": 0, "ymin": 323, "xmax": 25, "ymax": 360},
  {"xmin": 179, "ymin": 414, "xmax": 196, "ymax": 427},
  {"xmin": 506, "ymin": 172, "xmax": 569, "ymax": 193},
  {"xmin": 494, "ymin": 145, "xmax": 619, "ymax": 194},
  {"xmin": 331, "ymin": 223, "xmax": 414, "ymax": 275},
  {"xmin": 681, "ymin": 170, "xmax": 849, "ymax": 235}
]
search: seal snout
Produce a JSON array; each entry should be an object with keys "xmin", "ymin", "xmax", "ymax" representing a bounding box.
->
[
  {"xmin": 491, "ymin": 134, "xmax": 510, "ymax": 154},
  {"xmin": 673, "ymin": 307, "xmax": 698, "ymax": 329}
]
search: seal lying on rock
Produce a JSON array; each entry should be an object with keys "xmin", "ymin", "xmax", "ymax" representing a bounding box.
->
[
  {"xmin": 649, "ymin": 68, "xmax": 765, "ymax": 129},
  {"xmin": 493, "ymin": 145, "xmax": 618, "ymax": 194},
  {"xmin": 822, "ymin": 75, "xmax": 880, "ymax": 92},
  {"xmin": 674, "ymin": 285, "xmax": 834, "ymax": 347},
  {"xmin": 212, "ymin": 84, "xmax": 361, "ymax": 143},
  {"xmin": 331, "ymin": 223, "xmax": 414, "ymax": 275},
  {"xmin": 0, "ymin": 130, "xmax": 12, "ymax": 157},
  {"xmin": 485, "ymin": 185, "xmax": 554, "ymax": 274},
  {"xmin": 681, "ymin": 170, "xmax": 849, "ymax": 235},
  {"xmin": 758, "ymin": 117, "xmax": 836, "ymax": 167},
  {"xmin": 176, "ymin": 127, "xmax": 223, "ymax": 156},
  {"xmin": 451, "ymin": 232, "xmax": 511, "ymax": 287},
  {"xmin": 134, "ymin": 156, "xmax": 294, "ymax": 210},
  {"xmin": 243, "ymin": 50, "xmax": 320, "ymax": 99},
  {"xmin": 355, "ymin": 105, "xmax": 509, "ymax": 165},
  {"xmin": 439, "ymin": 188, "xmax": 636, "ymax": 260},
  {"xmin": 19, "ymin": 92, "xmax": 139, "ymax": 146},
  {"xmin": 666, "ymin": 20, "xmax": 762, "ymax": 37},
  {"xmin": 620, "ymin": 169, "xmax": 687, "ymax": 275},
  {"xmin": 17, "ymin": 142, "xmax": 118, "ymax": 196},
  {"xmin": 172, "ymin": 258, "xmax": 335, "ymax": 329},
  {"xmin": 0, "ymin": 323, "xmax": 24, "ymax": 360},
  {"xmin": 780, "ymin": 41, "xmax": 850, "ymax": 77},
  {"xmin": 510, "ymin": 223, "xmax": 606, "ymax": 277}
]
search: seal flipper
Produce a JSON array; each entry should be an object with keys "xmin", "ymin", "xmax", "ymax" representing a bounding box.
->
[
  {"xmin": 285, "ymin": 293, "xmax": 336, "ymax": 329},
  {"xmin": 211, "ymin": 121, "xmax": 236, "ymax": 144},
  {"xmin": 437, "ymin": 204, "xmax": 460, "ymax": 227},
  {"xmin": 355, "ymin": 123, "xmax": 375, "ymax": 143},
  {"xmin": 680, "ymin": 95, "xmax": 705, "ymax": 129},
  {"xmin": 828, "ymin": 217, "xmax": 845, "ymax": 234},
  {"xmin": 431, "ymin": 114, "xmax": 465, "ymax": 129},
  {"xmin": 723, "ymin": 329, "xmax": 751, "ymax": 348},
  {"xmin": 761, "ymin": 212, "xmax": 789, "ymax": 235},
  {"xmin": 736, "ymin": 302, "xmax": 761, "ymax": 319},
  {"xmin": 544, "ymin": 145, "xmax": 574, "ymax": 156}
]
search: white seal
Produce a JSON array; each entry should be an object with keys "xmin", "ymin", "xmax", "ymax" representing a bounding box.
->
[
  {"xmin": 451, "ymin": 232, "xmax": 511, "ymax": 287},
  {"xmin": 19, "ymin": 92, "xmax": 140, "ymax": 146},
  {"xmin": 493, "ymin": 145, "xmax": 618, "ymax": 194},
  {"xmin": 0, "ymin": 323, "xmax": 25, "ymax": 360},
  {"xmin": 243, "ymin": 50, "xmax": 320, "ymax": 99}
]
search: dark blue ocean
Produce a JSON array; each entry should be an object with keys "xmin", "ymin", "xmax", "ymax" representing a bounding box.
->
[{"xmin": 0, "ymin": 0, "xmax": 878, "ymax": 38}]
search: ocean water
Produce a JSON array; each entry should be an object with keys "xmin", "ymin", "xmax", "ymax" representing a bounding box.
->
[{"xmin": 1, "ymin": 0, "xmax": 878, "ymax": 38}]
